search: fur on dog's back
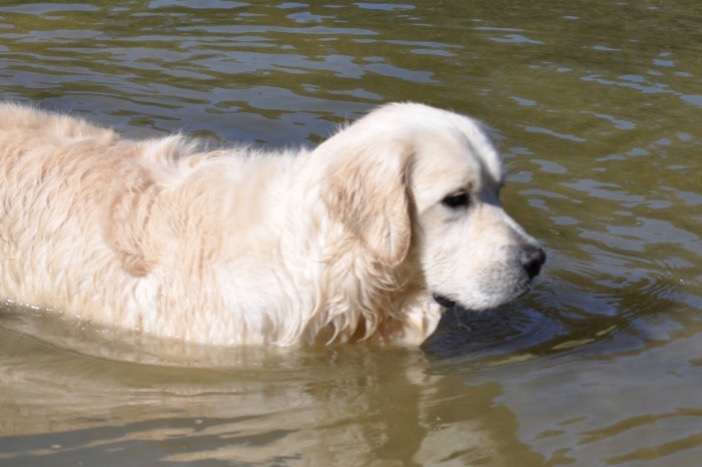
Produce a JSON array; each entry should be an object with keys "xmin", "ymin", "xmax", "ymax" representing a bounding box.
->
[
  {"xmin": 0, "ymin": 102, "xmax": 544, "ymax": 346},
  {"xmin": 2, "ymin": 104, "xmax": 296, "ymax": 341},
  {"xmin": 0, "ymin": 103, "xmax": 396, "ymax": 345}
]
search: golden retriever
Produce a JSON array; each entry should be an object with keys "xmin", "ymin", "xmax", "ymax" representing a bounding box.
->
[{"xmin": 0, "ymin": 102, "xmax": 544, "ymax": 346}]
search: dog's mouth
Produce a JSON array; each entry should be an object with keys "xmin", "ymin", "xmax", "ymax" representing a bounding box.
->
[
  {"xmin": 433, "ymin": 282, "xmax": 533, "ymax": 310},
  {"xmin": 432, "ymin": 293, "xmax": 457, "ymax": 309}
]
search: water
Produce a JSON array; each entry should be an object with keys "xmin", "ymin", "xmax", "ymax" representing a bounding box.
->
[{"xmin": 2, "ymin": 0, "xmax": 702, "ymax": 465}]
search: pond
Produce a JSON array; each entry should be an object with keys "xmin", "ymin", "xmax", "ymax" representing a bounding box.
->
[{"xmin": 2, "ymin": 0, "xmax": 702, "ymax": 465}]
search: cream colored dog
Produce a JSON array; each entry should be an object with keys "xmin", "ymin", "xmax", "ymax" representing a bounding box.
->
[{"xmin": 0, "ymin": 102, "xmax": 544, "ymax": 346}]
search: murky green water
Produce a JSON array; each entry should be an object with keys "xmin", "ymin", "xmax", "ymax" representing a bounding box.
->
[{"xmin": 2, "ymin": 0, "xmax": 702, "ymax": 465}]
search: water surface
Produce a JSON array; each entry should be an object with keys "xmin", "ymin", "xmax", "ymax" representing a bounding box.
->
[{"xmin": 1, "ymin": 1, "xmax": 702, "ymax": 465}]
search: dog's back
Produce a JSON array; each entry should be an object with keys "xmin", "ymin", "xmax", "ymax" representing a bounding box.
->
[
  {"xmin": 0, "ymin": 105, "xmax": 122, "ymax": 312},
  {"xmin": 0, "ymin": 104, "xmax": 307, "ymax": 344}
]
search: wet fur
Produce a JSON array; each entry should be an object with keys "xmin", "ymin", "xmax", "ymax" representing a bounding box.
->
[{"xmin": 0, "ymin": 102, "xmax": 542, "ymax": 346}]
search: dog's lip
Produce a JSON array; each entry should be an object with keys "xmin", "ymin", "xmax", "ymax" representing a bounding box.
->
[
  {"xmin": 432, "ymin": 293, "xmax": 457, "ymax": 309},
  {"xmin": 433, "ymin": 283, "xmax": 533, "ymax": 310}
]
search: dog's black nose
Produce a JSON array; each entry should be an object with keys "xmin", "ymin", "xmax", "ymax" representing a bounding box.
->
[{"xmin": 521, "ymin": 246, "xmax": 546, "ymax": 279}]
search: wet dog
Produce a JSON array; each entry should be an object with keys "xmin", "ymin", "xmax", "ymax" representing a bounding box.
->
[{"xmin": 0, "ymin": 102, "xmax": 544, "ymax": 345}]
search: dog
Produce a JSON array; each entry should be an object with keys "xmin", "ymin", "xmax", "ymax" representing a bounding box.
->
[{"xmin": 0, "ymin": 102, "xmax": 544, "ymax": 346}]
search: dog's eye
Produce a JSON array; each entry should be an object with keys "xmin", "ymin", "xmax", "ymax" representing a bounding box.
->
[{"xmin": 441, "ymin": 191, "xmax": 470, "ymax": 209}]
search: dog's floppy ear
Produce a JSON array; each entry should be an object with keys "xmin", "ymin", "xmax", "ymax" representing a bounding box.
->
[{"xmin": 321, "ymin": 139, "xmax": 412, "ymax": 267}]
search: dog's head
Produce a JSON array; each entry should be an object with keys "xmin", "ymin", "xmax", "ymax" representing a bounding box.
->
[{"xmin": 316, "ymin": 102, "xmax": 545, "ymax": 313}]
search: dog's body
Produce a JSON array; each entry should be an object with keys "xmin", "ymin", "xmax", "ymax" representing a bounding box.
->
[{"xmin": 0, "ymin": 102, "xmax": 544, "ymax": 346}]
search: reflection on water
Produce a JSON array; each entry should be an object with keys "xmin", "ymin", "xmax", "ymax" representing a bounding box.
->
[
  {"xmin": 0, "ymin": 306, "xmax": 543, "ymax": 466},
  {"xmin": 2, "ymin": 0, "xmax": 702, "ymax": 465}
]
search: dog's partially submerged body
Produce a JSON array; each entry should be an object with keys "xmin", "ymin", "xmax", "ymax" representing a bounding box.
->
[{"xmin": 0, "ymin": 102, "xmax": 544, "ymax": 346}]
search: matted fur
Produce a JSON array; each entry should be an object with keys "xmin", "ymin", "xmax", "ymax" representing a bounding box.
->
[{"xmin": 0, "ymin": 102, "xmax": 543, "ymax": 346}]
